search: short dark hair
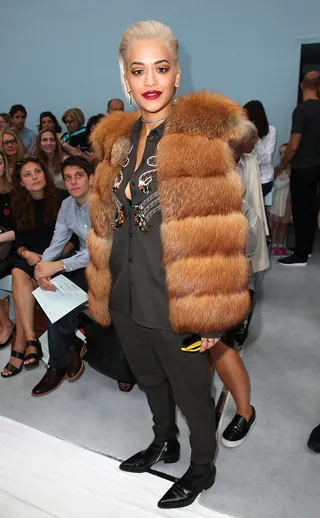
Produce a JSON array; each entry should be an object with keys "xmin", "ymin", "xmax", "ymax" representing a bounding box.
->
[
  {"xmin": 86, "ymin": 113, "xmax": 105, "ymax": 135},
  {"xmin": 9, "ymin": 104, "xmax": 27, "ymax": 117},
  {"xmin": 302, "ymin": 72, "xmax": 320, "ymax": 90},
  {"xmin": 61, "ymin": 156, "xmax": 95, "ymax": 178},
  {"xmin": 243, "ymin": 100, "xmax": 269, "ymax": 139}
]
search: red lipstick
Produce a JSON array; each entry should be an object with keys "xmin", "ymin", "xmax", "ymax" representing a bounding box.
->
[{"xmin": 142, "ymin": 90, "xmax": 161, "ymax": 100}]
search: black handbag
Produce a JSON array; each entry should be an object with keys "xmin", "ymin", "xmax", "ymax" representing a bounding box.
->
[{"xmin": 84, "ymin": 320, "xmax": 135, "ymax": 383}]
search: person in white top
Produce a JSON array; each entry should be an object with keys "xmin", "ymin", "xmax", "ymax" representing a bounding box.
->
[{"xmin": 243, "ymin": 100, "xmax": 277, "ymax": 197}]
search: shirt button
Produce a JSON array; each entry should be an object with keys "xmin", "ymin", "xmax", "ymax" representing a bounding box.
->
[
  {"xmin": 129, "ymin": 258, "xmax": 132, "ymax": 263},
  {"xmin": 132, "ymin": 181, "xmax": 136, "ymax": 186},
  {"xmin": 149, "ymin": 135, "xmax": 154, "ymax": 141},
  {"xmin": 129, "ymin": 233, "xmax": 133, "ymax": 238},
  {"xmin": 84, "ymin": 224, "xmax": 88, "ymax": 228}
]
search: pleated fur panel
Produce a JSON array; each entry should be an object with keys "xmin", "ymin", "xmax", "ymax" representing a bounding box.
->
[
  {"xmin": 86, "ymin": 91, "xmax": 251, "ymax": 331},
  {"xmin": 157, "ymin": 92, "xmax": 251, "ymax": 333}
]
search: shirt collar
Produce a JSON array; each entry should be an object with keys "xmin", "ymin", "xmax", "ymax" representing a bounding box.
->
[{"xmin": 131, "ymin": 117, "xmax": 166, "ymax": 142}]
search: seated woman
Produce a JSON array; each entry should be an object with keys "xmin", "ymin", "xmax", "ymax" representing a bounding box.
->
[
  {"xmin": 0, "ymin": 113, "xmax": 12, "ymax": 132},
  {"xmin": 1, "ymin": 157, "xmax": 62, "ymax": 378},
  {"xmin": 34, "ymin": 129, "xmax": 68, "ymax": 189},
  {"xmin": 0, "ymin": 151, "xmax": 15, "ymax": 348},
  {"xmin": 0, "ymin": 129, "xmax": 26, "ymax": 172},
  {"xmin": 61, "ymin": 108, "xmax": 87, "ymax": 156},
  {"xmin": 38, "ymin": 111, "xmax": 62, "ymax": 138}
]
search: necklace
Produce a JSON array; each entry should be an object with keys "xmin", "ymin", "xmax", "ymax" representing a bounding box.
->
[{"xmin": 141, "ymin": 114, "xmax": 169, "ymax": 124}]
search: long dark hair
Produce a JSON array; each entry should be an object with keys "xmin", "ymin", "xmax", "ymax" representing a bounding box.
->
[
  {"xmin": 243, "ymin": 100, "xmax": 270, "ymax": 139},
  {"xmin": 12, "ymin": 157, "xmax": 60, "ymax": 231},
  {"xmin": 38, "ymin": 111, "xmax": 62, "ymax": 133}
]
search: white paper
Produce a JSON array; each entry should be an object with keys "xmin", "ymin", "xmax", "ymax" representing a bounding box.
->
[{"xmin": 32, "ymin": 274, "xmax": 88, "ymax": 324}]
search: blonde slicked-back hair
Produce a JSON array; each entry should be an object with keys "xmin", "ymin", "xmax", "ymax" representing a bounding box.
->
[{"xmin": 119, "ymin": 20, "xmax": 179, "ymax": 103}]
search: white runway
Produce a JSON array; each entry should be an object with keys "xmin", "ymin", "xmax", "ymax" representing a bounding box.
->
[{"xmin": 0, "ymin": 416, "xmax": 232, "ymax": 518}]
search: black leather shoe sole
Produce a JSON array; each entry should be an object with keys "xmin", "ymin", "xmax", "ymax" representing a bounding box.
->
[
  {"xmin": 120, "ymin": 451, "xmax": 180, "ymax": 473},
  {"xmin": 32, "ymin": 375, "xmax": 67, "ymax": 397}
]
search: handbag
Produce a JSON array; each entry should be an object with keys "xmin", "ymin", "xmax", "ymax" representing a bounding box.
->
[{"xmin": 84, "ymin": 321, "xmax": 135, "ymax": 383}]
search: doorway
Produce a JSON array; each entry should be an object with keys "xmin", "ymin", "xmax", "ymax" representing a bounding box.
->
[{"xmin": 297, "ymin": 43, "xmax": 320, "ymax": 103}]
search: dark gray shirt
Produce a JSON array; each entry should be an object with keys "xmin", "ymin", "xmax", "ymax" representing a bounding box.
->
[
  {"xmin": 291, "ymin": 99, "xmax": 320, "ymax": 169},
  {"xmin": 109, "ymin": 118, "xmax": 171, "ymax": 329}
]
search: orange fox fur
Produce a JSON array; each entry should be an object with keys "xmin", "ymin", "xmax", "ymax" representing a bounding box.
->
[{"xmin": 87, "ymin": 91, "xmax": 251, "ymax": 332}]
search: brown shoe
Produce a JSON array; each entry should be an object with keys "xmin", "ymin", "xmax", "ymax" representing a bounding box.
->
[
  {"xmin": 66, "ymin": 339, "xmax": 86, "ymax": 382},
  {"xmin": 32, "ymin": 367, "xmax": 67, "ymax": 397}
]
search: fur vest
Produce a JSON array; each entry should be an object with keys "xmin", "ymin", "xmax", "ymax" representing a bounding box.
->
[{"xmin": 86, "ymin": 91, "xmax": 251, "ymax": 334}]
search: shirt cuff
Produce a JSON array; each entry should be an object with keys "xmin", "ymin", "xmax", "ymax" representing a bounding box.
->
[{"xmin": 202, "ymin": 332, "xmax": 222, "ymax": 339}]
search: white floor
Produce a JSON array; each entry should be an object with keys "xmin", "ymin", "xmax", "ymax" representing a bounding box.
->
[{"xmin": 0, "ymin": 416, "xmax": 232, "ymax": 518}]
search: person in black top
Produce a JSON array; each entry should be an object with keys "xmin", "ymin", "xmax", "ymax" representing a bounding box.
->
[
  {"xmin": 88, "ymin": 21, "xmax": 251, "ymax": 509},
  {"xmin": 278, "ymin": 71, "xmax": 320, "ymax": 266},
  {"xmin": 61, "ymin": 108, "xmax": 88, "ymax": 155},
  {"xmin": 1, "ymin": 157, "xmax": 62, "ymax": 378},
  {"xmin": 0, "ymin": 150, "xmax": 15, "ymax": 348}
]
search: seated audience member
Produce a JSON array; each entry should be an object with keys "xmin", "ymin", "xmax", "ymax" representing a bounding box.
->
[
  {"xmin": 31, "ymin": 157, "xmax": 94, "ymax": 396},
  {"xmin": 1, "ymin": 157, "xmax": 62, "ymax": 378},
  {"xmin": 81, "ymin": 114, "xmax": 105, "ymax": 165},
  {"xmin": 0, "ymin": 129, "xmax": 25, "ymax": 171},
  {"xmin": 0, "ymin": 113, "xmax": 12, "ymax": 131},
  {"xmin": 0, "ymin": 151, "xmax": 15, "ymax": 348},
  {"xmin": 243, "ymin": 100, "xmax": 277, "ymax": 198},
  {"xmin": 231, "ymin": 120, "xmax": 269, "ymax": 275},
  {"xmin": 38, "ymin": 111, "xmax": 62, "ymax": 137},
  {"xmin": 269, "ymin": 144, "xmax": 291, "ymax": 257},
  {"xmin": 61, "ymin": 108, "xmax": 87, "ymax": 155},
  {"xmin": 9, "ymin": 104, "xmax": 36, "ymax": 150},
  {"xmin": 35, "ymin": 129, "xmax": 68, "ymax": 189},
  {"xmin": 106, "ymin": 98, "xmax": 124, "ymax": 114}
]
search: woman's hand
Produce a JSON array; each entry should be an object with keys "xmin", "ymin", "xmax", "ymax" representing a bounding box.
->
[
  {"xmin": 200, "ymin": 337, "xmax": 220, "ymax": 353},
  {"xmin": 81, "ymin": 150, "xmax": 98, "ymax": 165},
  {"xmin": 24, "ymin": 251, "xmax": 42, "ymax": 266}
]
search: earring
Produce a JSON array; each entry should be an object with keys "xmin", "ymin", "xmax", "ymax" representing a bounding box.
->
[
  {"xmin": 129, "ymin": 92, "xmax": 133, "ymax": 107},
  {"xmin": 173, "ymin": 86, "xmax": 179, "ymax": 104}
]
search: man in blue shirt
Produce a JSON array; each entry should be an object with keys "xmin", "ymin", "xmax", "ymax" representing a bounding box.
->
[
  {"xmin": 9, "ymin": 104, "xmax": 36, "ymax": 150},
  {"xmin": 31, "ymin": 156, "xmax": 94, "ymax": 397}
]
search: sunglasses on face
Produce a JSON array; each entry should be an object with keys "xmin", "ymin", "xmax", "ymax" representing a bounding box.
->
[{"xmin": 2, "ymin": 139, "xmax": 17, "ymax": 146}]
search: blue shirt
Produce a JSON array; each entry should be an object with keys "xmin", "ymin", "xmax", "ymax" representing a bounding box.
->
[
  {"xmin": 42, "ymin": 195, "xmax": 90, "ymax": 272},
  {"xmin": 20, "ymin": 126, "xmax": 37, "ymax": 150}
]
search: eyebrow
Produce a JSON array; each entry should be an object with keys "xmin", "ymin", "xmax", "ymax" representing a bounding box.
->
[{"xmin": 130, "ymin": 59, "xmax": 170, "ymax": 66}]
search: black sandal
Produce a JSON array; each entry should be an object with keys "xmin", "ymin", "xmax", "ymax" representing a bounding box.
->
[
  {"xmin": 23, "ymin": 340, "xmax": 43, "ymax": 370},
  {"xmin": 1, "ymin": 350, "xmax": 24, "ymax": 378},
  {"xmin": 0, "ymin": 324, "xmax": 16, "ymax": 350},
  {"xmin": 117, "ymin": 381, "xmax": 135, "ymax": 392}
]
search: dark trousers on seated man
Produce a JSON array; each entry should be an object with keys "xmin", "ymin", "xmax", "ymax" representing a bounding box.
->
[{"xmin": 32, "ymin": 269, "xmax": 88, "ymax": 396}]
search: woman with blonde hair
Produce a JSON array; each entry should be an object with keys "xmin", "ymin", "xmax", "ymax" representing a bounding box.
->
[
  {"xmin": 61, "ymin": 108, "xmax": 88, "ymax": 155},
  {"xmin": 87, "ymin": 20, "xmax": 252, "ymax": 508},
  {"xmin": 0, "ymin": 129, "xmax": 25, "ymax": 170},
  {"xmin": 35, "ymin": 129, "xmax": 67, "ymax": 189}
]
